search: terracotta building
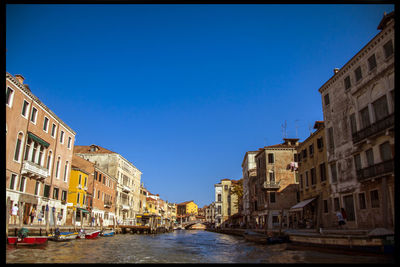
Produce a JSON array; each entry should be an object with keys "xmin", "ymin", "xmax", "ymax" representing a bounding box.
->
[
  {"xmin": 252, "ymin": 138, "xmax": 299, "ymax": 229},
  {"xmin": 318, "ymin": 11, "xmax": 394, "ymax": 230},
  {"xmin": 6, "ymin": 73, "xmax": 76, "ymax": 226}
]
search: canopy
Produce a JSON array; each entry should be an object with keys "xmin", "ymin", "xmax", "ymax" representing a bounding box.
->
[
  {"xmin": 28, "ymin": 132, "xmax": 50, "ymax": 148},
  {"xmin": 289, "ymin": 198, "xmax": 316, "ymax": 212},
  {"xmin": 77, "ymin": 207, "xmax": 89, "ymax": 214}
]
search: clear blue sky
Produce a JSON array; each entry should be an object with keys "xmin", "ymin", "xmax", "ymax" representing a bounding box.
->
[{"xmin": 6, "ymin": 4, "xmax": 394, "ymax": 207}]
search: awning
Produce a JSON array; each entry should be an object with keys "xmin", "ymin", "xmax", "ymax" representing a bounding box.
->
[
  {"xmin": 77, "ymin": 207, "xmax": 90, "ymax": 214},
  {"xmin": 28, "ymin": 132, "xmax": 50, "ymax": 148},
  {"xmin": 289, "ymin": 198, "xmax": 316, "ymax": 212}
]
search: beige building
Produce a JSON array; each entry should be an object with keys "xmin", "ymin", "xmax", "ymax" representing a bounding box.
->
[
  {"xmin": 252, "ymin": 138, "xmax": 299, "ymax": 229},
  {"xmin": 214, "ymin": 179, "xmax": 239, "ymax": 227},
  {"xmin": 241, "ymin": 151, "xmax": 258, "ymax": 227},
  {"xmin": 318, "ymin": 11, "xmax": 394, "ymax": 230},
  {"xmin": 292, "ymin": 121, "xmax": 331, "ymax": 229},
  {"xmin": 74, "ymin": 144, "xmax": 142, "ymax": 224},
  {"xmin": 6, "ymin": 73, "xmax": 76, "ymax": 226}
]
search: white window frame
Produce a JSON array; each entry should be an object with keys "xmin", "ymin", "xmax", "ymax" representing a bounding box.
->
[
  {"xmin": 67, "ymin": 137, "xmax": 72, "ymax": 149},
  {"xmin": 30, "ymin": 106, "xmax": 38, "ymax": 124},
  {"xmin": 51, "ymin": 124, "xmax": 57, "ymax": 138},
  {"xmin": 21, "ymin": 100, "xmax": 30, "ymax": 119},
  {"xmin": 9, "ymin": 173, "xmax": 18, "ymax": 190},
  {"xmin": 43, "ymin": 116, "xmax": 49, "ymax": 133},
  {"xmin": 6, "ymin": 87, "xmax": 15, "ymax": 108},
  {"xmin": 60, "ymin": 130, "xmax": 64, "ymax": 144},
  {"xmin": 63, "ymin": 161, "xmax": 69, "ymax": 182},
  {"xmin": 55, "ymin": 157, "xmax": 61, "ymax": 179},
  {"xmin": 13, "ymin": 132, "xmax": 25, "ymax": 163}
]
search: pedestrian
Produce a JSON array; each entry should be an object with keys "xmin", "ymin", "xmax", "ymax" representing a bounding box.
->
[
  {"xmin": 341, "ymin": 208, "xmax": 347, "ymax": 221},
  {"xmin": 29, "ymin": 207, "xmax": 36, "ymax": 225},
  {"xmin": 37, "ymin": 210, "xmax": 43, "ymax": 225},
  {"xmin": 336, "ymin": 209, "xmax": 346, "ymax": 228},
  {"xmin": 11, "ymin": 204, "xmax": 19, "ymax": 225},
  {"xmin": 91, "ymin": 216, "xmax": 95, "ymax": 227}
]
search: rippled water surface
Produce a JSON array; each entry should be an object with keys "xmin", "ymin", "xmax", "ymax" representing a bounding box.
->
[{"xmin": 6, "ymin": 230, "xmax": 395, "ymax": 263}]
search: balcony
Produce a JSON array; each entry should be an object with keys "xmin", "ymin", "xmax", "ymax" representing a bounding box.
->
[
  {"xmin": 122, "ymin": 185, "xmax": 131, "ymax": 193},
  {"xmin": 104, "ymin": 201, "xmax": 112, "ymax": 208},
  {"xmin": 21, "ymin": 160, "xmax": 49, "ymax": 181},
  {"xmin": 262, "ymin": 180, "xmax": 281, "ymax": 191},
  {"xmin": 352, "ymin": 113, "xmax": 394, "ymax": 144},
  {"xmin": 121, "ymin": 204, "xmax": 130, "ymax": 211},
  {"xmin": 356, "ymin": 159, "xmax": 394, "ymax": 182}
]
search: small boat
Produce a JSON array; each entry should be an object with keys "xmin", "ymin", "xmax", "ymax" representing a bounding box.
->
[
  {"xmin": 242, "ymin": 230, "xmax": 269, "ymax": 243},
  {"xmin": 101, "ymin": 230, "xmax": 115, "ymax": 237},
  {"xmin": 266, "ymin": 235, "xmax": 289, "ymax": 244},
  {"xmin": 8, "ymin": 236, "xmax": 48, "ymax": 245},
  {"xmin": 77, "ymin": 230, "xmax": 101, "ymax": 239},
  {"xmin": 48, "ymin": 231, "xmax": 79, "ymax": 242}
]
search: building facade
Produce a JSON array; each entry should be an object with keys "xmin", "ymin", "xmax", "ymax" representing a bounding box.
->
[
  {"xmin": 6, "ymin": 73, "xmax": 76, "ymax": 226},
  {"xmin": 241, "ymin": 151, "xmax": 258, "ymax": 226},
  {"xmin": 318, "ymin": 11, "xmax": 394, "ymax": 230},
  {"xmin": 252, "ymin": 138, "xmax": 299, "ymax": 229},
  {"xmin": 74, "ymin": 144, "xmax": 142, "ymax": 224},
  {"xmin": 213, "ymin": 179, "xmax": 239, "ymax": 227}
]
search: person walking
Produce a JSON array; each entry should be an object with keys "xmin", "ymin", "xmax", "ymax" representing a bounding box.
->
[
  {"xmin": 37, "ymin": 210, "xmax": 43, "ymax": 225},
  {"xmin": 11, "ymin": 204, "xmax": 19, "ymax": 225},
  {"xmin": 29, "ymin": 207, "xmax": 36, "ymax": 225},
  {"xmin": 341, "ymin": 208, "xmax": 347, "ymax": 222},
  {"xmin": 336, "ymin": 209, "xmax": 346, "ymax": 229}
]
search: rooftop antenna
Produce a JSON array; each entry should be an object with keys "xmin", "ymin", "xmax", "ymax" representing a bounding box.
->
[{"xmin": 281, "ymin": 120, "xmax": 287, "ymax": 139}]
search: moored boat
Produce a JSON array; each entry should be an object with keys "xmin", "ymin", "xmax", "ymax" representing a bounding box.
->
[
  {"xmin": 242, "ymin": 230, "xmax": 269, "ymax": 244},
  {"xmin": 77, "ymin": 230, "xmax": 101, "ymax": 239},
  {"xmin": 8, "ymin": 236, "xmax": 49, "ymax": 245},
  {"xmin": 48, "ymin": 231, "xmax": 79, "ymax": 242},
  {"xmin": 101, "ymin": 230, "xmax": 115, "ymax": 237}
]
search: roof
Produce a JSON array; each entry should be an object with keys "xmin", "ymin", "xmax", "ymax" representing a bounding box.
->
[
  {"xmin": 377, "ymin": 11, "xmax": 395, "ymax": 30},
  {"xmin": 177, "ymin": 200, "xmax": 195, "ymax": 206},
  {"xmin": 74, "ymin": 144, "xmax": 116, "ymax": 154}
]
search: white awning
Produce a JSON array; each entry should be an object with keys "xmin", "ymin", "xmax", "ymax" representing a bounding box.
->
[{"xmin": 289, "ymin": 198, "xmax": 316, "ymax": 212}]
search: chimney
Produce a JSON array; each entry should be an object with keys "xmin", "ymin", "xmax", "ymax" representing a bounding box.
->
[
  {"xmin": 15, "ymin": 74, "xmax": 25, "ymax": 84},
  {"xmin": 333, "ymin": 68, "xmax": 339, "ymax": 75}
]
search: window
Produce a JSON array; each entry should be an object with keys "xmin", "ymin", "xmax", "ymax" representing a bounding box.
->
[
  {"xmin": 366, "ymin": 149, "xmax": 374, "ymax": 167},
  {"xmin": 21, "ymin": 100, "xmax": 29, "ymax": 117},
  {"xmin": 217, "ymin": 206, "xmax": 221, "ymax": 214},
  {"xmin": 10, "ymin": 174, "xmax": 17, "ymax": 190},
  {"xmin": 94, "ymin": 171, "xmax": 98, "ymax": 180},
  {"xmin": 77, "ymin": 193, "xmax": 81, "ymax": 204},
  {"xmin": 380, "ymin": 142, "xmax": 392, "ymax": 161},
  {"xmin": 354, "ymin": 154, "xmax": 362, "ymax": 171},
  {"xmin": 354, "ymin": 66, "xmax": 362, "ymax": 82},
  {"xmin": 43, "ymin": 117, "xmax": 49, "ymax": 132},
  {"xmin": 323, "ymin": 200, "xmax": 328, "ymax": 213},
  {"xmin": 305, "ymin": 171, "xmax": 309, "ymax": 187},
  {"xmin": 269, "ymin": 171, "xmax": 275, "ymax": 182},
  {"xmin": 99, "ymin": 173, "xmax": 102, "ymax": 182},
  {"xmin": 14, "ymin": 133, "xmax": 23, "ymax": 161},
  {"xmin": 309, "ymin": 144, "xmax": 314, "ymax": 157},
  {"xmin": 217, "ymin": 194, "xmax": 221, "ymax": 202},
  {"xmin": 55, "ymin": 157, "xmax": 60, "ymax": 178},
  {"xmin": 270, "ymin": 192, "xmax": 276, "ymax": 203},
  {"xmin": 34, "ymin": 181, "xmax": 40, "ymax": 195},
  {"xmin": 84, "ymin": 177, "xmax": 87, "ymax": 187},
  {"xmin": 67, "ymin": 137, "xmax": 72, "ymax": 149},
  {"xmin": 31, "ymin": 142, "xmax": 38, "ymax": 163},
  {"xmin": 327, "ymin": 127, "xmax": 334, "ymax": 149},
  {"xmin": 51, "ymin": 124, "xmax": 57, "ymax": 137},
  {"xmin": 60, "ymin": 130, "xmax": 64, "ymax": 143},
  {"xmin": 370, "ymin": 190, "xmax": 380, "ymax": 208},
  {"xmin": 43, "ymin": 184, "xmax": 51, "ymax": 198},
  {"xmin": 344, "ymin": 76, "xmax": 351, "ymax": 90},
  {"xmin": 78, "ymin": 174, "xmax": 82, "ymax": 185},
  {"xmin": 302, "ymin": 149, "xmax": 307, "ymax": 159},
  {"xmin": 53, "ymin": 187, "xmax": 59, "ymax": 200},
  {"xmin": 359, "ymin": 106, "xmax": 370, "ymax": 129},
  {"xmin": 358, "ymin": 193, "xmax": 366, "ymax": 209},
  {"xmin": 320, "ymin": 163, "xmax": 326, "ymax": 182},
  {"xmin": 333, "ymin": 197, "xmax": 340, "ymax": 211},
  {"xmin": 330, "ymin": 163, "xmax": 337, "ymax": 183},
  {"xmin": 324, "ymin": 93, "xmax": 330, "ymax": 106},
  {"xmin": 310, "ymin": 168, "xmax": 316, "ymax": 185},
  {"xmin": 368, "ymin": 54, "xmax": 377, "ymax": 71},
  {"xmin": 349, "ymin": 113, "xmax": 357, "ymax": 134},
  {"xmin": 19, "ymin": 176, "xmax": 26, "ymax": 192},
  {"xmin": 30, "ymin": 107, "xmax": 38, "ymax": 123},
  {"xmin": 373, "ymin": 95, "xmax": 389, "ymax": 122},
  {"xmin": 46, "ymin": 151, "xmax": 52, "ymax": 171},
  {"xmin": 6, "ymin": 87, "xmax": 14, "ymax": 106},
  {"xmin": 38, "ymin": 146, "xmax": 44, "ymax": 166},
  {"xmin": 62, "ymin": 190, "xmax": 67, "ymax": 201},
  {"xmin": 299, "ymin": 174, "xmax": 303, "ymax": 189},
  {"xmin": 63, "ymin": 161, "xmax": 69, "ymax": 182},
  {"xmin": 317, "ymin": 137, "xmax": 324, "ymax": 150},
  {"xmin": 268, "ymin": 153, "xmax": 274, "ymax": 164},
  {"xmin": 383, "ymin": 40, "xmax": 393, "ymax": 58}
]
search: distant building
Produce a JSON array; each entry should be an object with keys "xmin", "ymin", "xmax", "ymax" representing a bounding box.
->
[
  {"xmin": 205, "ymin": 202, "xmax": 216, "ymax": 225},
  {"xmin": 318, "ymin": 11, "xmax": 394, "ymax": 230},
  {"xmin": 214, "ymin": 179, "xmax": 239, "ymax": 227},
  {"xmin": 241, "ymin": 151, "xmax": 258, "ymax": 226},
  {"xmin": 252, "ymin": 138, "xmax": 299, "ymax": 229},
  {"xmin": 74, "ymin": 144, "xmax": 142, "ymax": 224},
  {"xmin": 67, "ymin": 165, "xmax": 90, "ymax": 226},
  {"xmin": 6, "ymin": 73, "xmax": 76, "ymax": 226}
]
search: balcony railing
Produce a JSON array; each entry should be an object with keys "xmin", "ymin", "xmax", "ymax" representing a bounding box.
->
[
  {"xmin": 352, "ymin": 113, "xmax": 394, "ymax": 144},
  {"xmin": 262, "ymin": 180, "xmax": 281, "ymax": 190},
  {"xmin": 122, "ymin": 185, "xmax": 131, "ymax": 193},
  {"xmin": 356, "ymin": 159, "xmax": 394, "ymax": 182},
  {"xmin": 21, "ymin": 160, "xmax": 49, "ymax": 180}
]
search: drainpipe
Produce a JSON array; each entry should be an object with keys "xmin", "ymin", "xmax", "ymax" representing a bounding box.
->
[{"xmin": 382, "ymin": 176, "xmax": 388, "ymax": 228}]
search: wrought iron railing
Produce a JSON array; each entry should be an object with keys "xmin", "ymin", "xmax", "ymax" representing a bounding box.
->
[
  {"xmin": 356, "ymin": 159, "xmax": 394, "ymax": 182},
  {"xmin": 262, "ymin": 180, "xmax": 281, "ymax": 190},
  {"xmin": 352, "ymin": 113, "xmax": 394, "ymax": 144}
]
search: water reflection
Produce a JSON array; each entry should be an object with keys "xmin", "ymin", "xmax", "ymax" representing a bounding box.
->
[{"xmin": 6, "ymin": 230, "xmax": 395, "ymax": 263}]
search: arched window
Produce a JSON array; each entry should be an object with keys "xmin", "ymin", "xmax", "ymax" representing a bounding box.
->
[
  {"xmin": 14, "ymin": 132, "xmax": 24, "ymax": 162},
  {"xmin": 63, "ymin": 161, "xmax": 69, "ymax": 182},
  {"xmin": 55, "ymin": 157, "xmax": 61, "ymax": 178}
]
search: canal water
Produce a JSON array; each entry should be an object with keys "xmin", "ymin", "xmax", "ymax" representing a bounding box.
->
[{"xmin": 6, "ymin": 230, "xmax": 395, "ymax": 263}]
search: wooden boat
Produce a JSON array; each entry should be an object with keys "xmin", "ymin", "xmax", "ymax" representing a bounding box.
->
[
  {"xmin": 48, "ymin": 231, "xmax": 79, "ymax": 242},
  {"xmin": 242, "ymin": 230, "xmax": 269, "ymax": 243},
  {"xmin": 7, "ymin": 236, "xmax": 48, "ymax": 245},
  {"xmin": 77, "ymin": 230, "xmax": 101, "ymax": 239},
  {"xmin": 101, "ymin": 230, "xmax": 115, "ymax": 237}
]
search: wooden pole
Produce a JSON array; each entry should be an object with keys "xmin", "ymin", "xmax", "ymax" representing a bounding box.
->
[
  {"xmin": 80, "ymin": 209, "xmax": 83, "ymax": 230},
  {"xmin": 73, "ymin": 209, "xmax": 76, "ymax": 231},
  {"xmin": 18, "ymin": 202, "xmax": 24, "ymax": 227},
  {"xmin": 52, "ymin": 207, "xmax": 57, "ymax": 229},
  {"xmin": 45, "ymin": 205, "xmax": 50, "ymax": 233},
  {"xmin": 6, "ymin": 197, "xmax": 11, "ymax": 239}
]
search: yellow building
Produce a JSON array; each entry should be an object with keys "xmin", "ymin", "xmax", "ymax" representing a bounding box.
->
[
  {"xmin": 177, "ymin": 200, "xmax": 198, "ymax": 216},
  {"xmin": 67, "ymin": 167, "xmax": 89, "ymax": 220}
]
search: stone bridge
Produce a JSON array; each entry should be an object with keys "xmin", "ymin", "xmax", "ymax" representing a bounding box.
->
[{"xmin": 181, "ymin": 220, "xmax": 210, "ymax": 229}]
